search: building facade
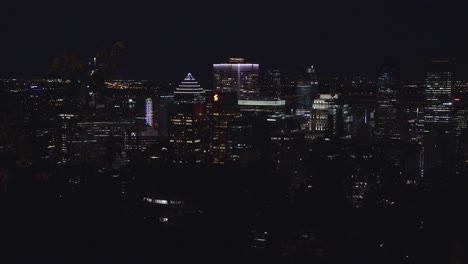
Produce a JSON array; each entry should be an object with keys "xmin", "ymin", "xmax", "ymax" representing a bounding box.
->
[
  {"xmin": 213, "ymin": 58, "xmax": 260, "ymax": 101},
  {"xmin": 169, "ymin": 73, "xmax": 207, "ymax": 163}
]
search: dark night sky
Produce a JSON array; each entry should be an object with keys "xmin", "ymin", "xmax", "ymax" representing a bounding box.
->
[{"xmin": 2, "ymin": 1, "xmax": 468, "ymax": 81}]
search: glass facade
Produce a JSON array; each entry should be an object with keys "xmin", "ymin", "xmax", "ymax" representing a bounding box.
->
[
  {"xmin": 213, "ymin": 58, "xmax": 259, "ymax": 101},
  {"xmin": 295, "ymin": 66, "xmax": 318, "ymax": 117},
  {"xmin": 376, "ymin": 64, "xmax": 400, "ymax": 140},
  {"xmin": 169, "ymin": 73, "xmax": 206, "ymax": 163}
]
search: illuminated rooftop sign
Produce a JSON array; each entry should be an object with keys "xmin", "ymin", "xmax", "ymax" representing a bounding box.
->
[{"xmin": 228, "ymin": 58, "xmax": 245, "ymax": 63}]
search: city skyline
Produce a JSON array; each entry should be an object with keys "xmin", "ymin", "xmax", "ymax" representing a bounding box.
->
[{"xmin": 1, "ymin": 1, "xmax": 468, "ymax": 263}]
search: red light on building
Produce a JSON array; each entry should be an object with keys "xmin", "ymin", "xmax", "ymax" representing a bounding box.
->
[
  {"xmin": 213, "ymin": 94, "xmax": 219, "ymax": 102},
  {"xmin": 454, "ymin": 98, "xmax": 460, "ymax": 102}
]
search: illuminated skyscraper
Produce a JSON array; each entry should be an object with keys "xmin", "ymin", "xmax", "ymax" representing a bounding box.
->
[
  {"xmin": 396, "ymin": 81, "xmax": 425, "ymax": 145},
  {"xmin": 145, "ymin": 98, "xmax": 154, "ymax": 127},
  {"xmin": 453, "ymin": 82, "xmax": 468, "ymax": 175},
  {"xmin": 169, "ymin": 73, "xmax": 207, "ymax": 163},
  {"xmin": 309, "ymin": 94, "xmax": 339, "ymax": 139},
  {"xmin": 260, "ymin": 68, "xmax": 282, "ymax": 100},
  {"xmin": 174, "ymin": 73, "xmax": 205, "ymax": 103},
  {"xmin": 424, "ymin": 58, "xmax": 455, "ymax": 132},
  {"xmin": 375, "ymin": 62, "xmax": 400, "ymax": 140},
  {"xmin": 209, "ymin": 92, "xmax": 250, "ymax": 165},
  {"xmin": 213, "ymin": 58, "xmax": 287, "ymax": 115},
  {"xmin": 454, "ymin": 83, "xmax": 468, "ymax": 137},
  {"xmin": 295, "ymin": 66, "xmax": 319, "ymax": 118},
  {"xmin": 213, "ymin": 58, "xmax": 259, "ymax": 101},
  {"xmin": 423, "ymin": 58, "xmax": 456, "ymax": 186}
]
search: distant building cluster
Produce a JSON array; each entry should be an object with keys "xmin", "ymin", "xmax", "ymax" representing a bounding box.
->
[{"xmin": 0, "ymin": 56, "xmax": 467, "ymax": 262}]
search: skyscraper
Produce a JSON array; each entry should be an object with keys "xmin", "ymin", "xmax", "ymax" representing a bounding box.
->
[
  {"xmin": 269, "ymin": 116, "xmax": 305, "ymax": 198},
  {"xmin": 145, "ymin": 98, "xmax": 154, "ymax": 127},
  {"xmin": 213, "ymin": 58, "xmax": 259, "ymax": 101},
  {"xmin": 295, "ymin": 66, "xmax": 319, "ymax": 118},
  {"xmin": 157, "ymin": 95, "xmax": 174, "ymax": 138},
  {"xmin": 169, "ymin": 73, "xmax": 207, "ymax": 163},
  {"xmin": 375, "ymin": 62, "xmax": 400, "ymax": 140},
  {"xmin": 263, "ymin": 68, "xmax": 282, "ymax": 99},
  {"xmin": 173, "ymin": 73, "xmax": 205, "ymax": 103},
  {"xmin": 213, "ymin": 58, "xmax": 285, "ymax": 115},
  {"xmin": 423, "ymin": 58, "xmax": 456, "ymax": 187},
  {"xmin": 309, "ymin": 94, "xmax": 339, "ymax": 139},
  {"xmin": 400, "ymin": 81, "xmax": 425, "ymax": 142},
  {"xmin": 209, "ymin": 92, "xmax": 249, "ymax": 165},
  {"xmin": 424, "ymin": 58, "xmax": 455, "ymax": 133},
  {"xmin": 453, "ymin": 82, "xmax": 468, "ymax": 175}
]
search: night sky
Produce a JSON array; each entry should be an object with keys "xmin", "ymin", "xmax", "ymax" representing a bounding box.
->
[{"xmin": 2, "ymin": 1, "xmax": 468, "ymax": 81}]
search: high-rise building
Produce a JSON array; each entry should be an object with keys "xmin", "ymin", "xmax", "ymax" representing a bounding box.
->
[
  {"xmin": 295, "ymin": 66, "xmax": 319, "ymax": 118},
  {"xmin": 213, "ymin": 58, "xmax": 286, "ymax": 115},
  {"xmin": 424, "ymin": 58, "xmax": 455, "ymax": 133},
  {"xmin": 400, "ymin": 81, "xmax": 425, "ymax": 142},
  {"xmin": 125, "ymin": 97, "xmax": 158, "ymax": 153},
  {"xmin": 308, "ymin": 94, "xmax": 339, "ymax": 139},
  {"xmin": 399, "ymin": 81, "xmax": 426, "ymax": 181},
  {"xmin": 337, "ymin": 76, "xmax": 377, "ymax": 140},
  {"xmin": 210, "ymin": 92, "xmax": 245, "ymax": 164},
  {"xmin": 280, "ymin": 75, "xmax": 297, "ymax": 115},
  {"xmin": 158, "ymin": 95, "xmax": 174, "ymax": 138},
  {"xmin": 262, "ymin": 68, "xmax": 282, "ymax": 100},
  {"xmin": 454, "ymin": 82, "xmax": 468, "ymax": 137},
  {"xmin": 269, "ymin": 116, "xmax": 305, "ymax": 197},
  {"xmin": 213, "ymin": 58, "xmax": 259, "ymax": 101},
  {"xmin": 375, "ymin": 62, "xmax": 400, "ymax": 140},
  {"xmin": 173, "ymin": 73, "xmax": 205, "ymax": 103},
  {"xmin": 169, "ymin": 73, "xmax": 206, "ymax": 163},
  {"xmin": 423, "ymin": 58, "xmax": 456, "ymax": 188},
  {"xmin": 70, "ymin": 120, "xmax": 132, "ymax": 167},
  {"xmin": 453, "ymin": 82, "xmax": 468, "ymax": 176},
  {"xmin": 145, "ymin": 98, "xmax": 154, "ymax": 127}
]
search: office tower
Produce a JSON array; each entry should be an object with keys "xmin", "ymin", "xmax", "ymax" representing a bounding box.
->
[
  {"xmin": 269, "ymin": 116, "xmax": 305, "ymax": 197},
  {"xmin": 308, "ymin": 94, "xmax": 339, "ymax": 139},
  {"xmin": 454, "ymin": 85, "xmax": 468, "ymax": 136},
  {"xmin": 158, "ymin": 95, "xmax": 174, "ymax": 138},
  {"xmin": 145, "ymin": 98, "xmax": 154, "ymax": 127},
  {"xmin": 424, "ymin": 58, "xmax": 455, "ymax": 133},
  {"xmin": 280, "ymin": 74, "xmax": 297, "ymax": 115},
  {"xmin": 400, "ymin": 81, "xmax": 425, "ymax": 142},
  {"xmin": 125, "ymin": 97, "xmax": 158, "ymax": 153},
  {"xmin": 262, "ymin": 68, "xmax": 282, "ymax": 100},
  {"xmin": 423, "ymin": 58, "xmax": 456, "ymax": 188},
  {"xmin": 125, "ymin": 127, "xmax": 157, "ymax": 153},
  {"xmin": 229, "ymin": 119, "xmax": 253, "ymax": 166},
  {"xmin": 70, "ymin": 120, "xmax": 132, "ymax": 160},
  {"xmin": 169, "ymin": 73, "xmax": 206, "ymax": 163},
  {"xmin": 173, "ymin": 73, "xmax": 205, "ymax": 103},
  {"xmin": 376, "ymin": 62, "xmax": 400, "ymax": 140},
  {"xmin": 336, "ymin": 76, "xmax": 377, "ymax": 140},
  {"xmin": 294, "ymin": 66, "xmax": 319, "ymax": 131},
  {"xmin": 453, "ymin": 82, "xmax": 468, "ymax": 175},
  {"xmin": 213, "ymin": 58, "xmax": 285, "ymax": 115},
  {"xmin": 210, "ymin": 92, "xmax": 237, "ymax": 165},
  {"xmin": 295, "ymin": 66, "xmax": 319, "ymax": 117},
  {"xmin": 213, "ymin": 58, "xmax": 259, "ymax": 100},
  {"xmin": 398, "ymin": 81, "xmax": 426, "ymax": 182},
  {"xmin": 257, "ymin": 68, "xmax": 282, "ymax": 102}
]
